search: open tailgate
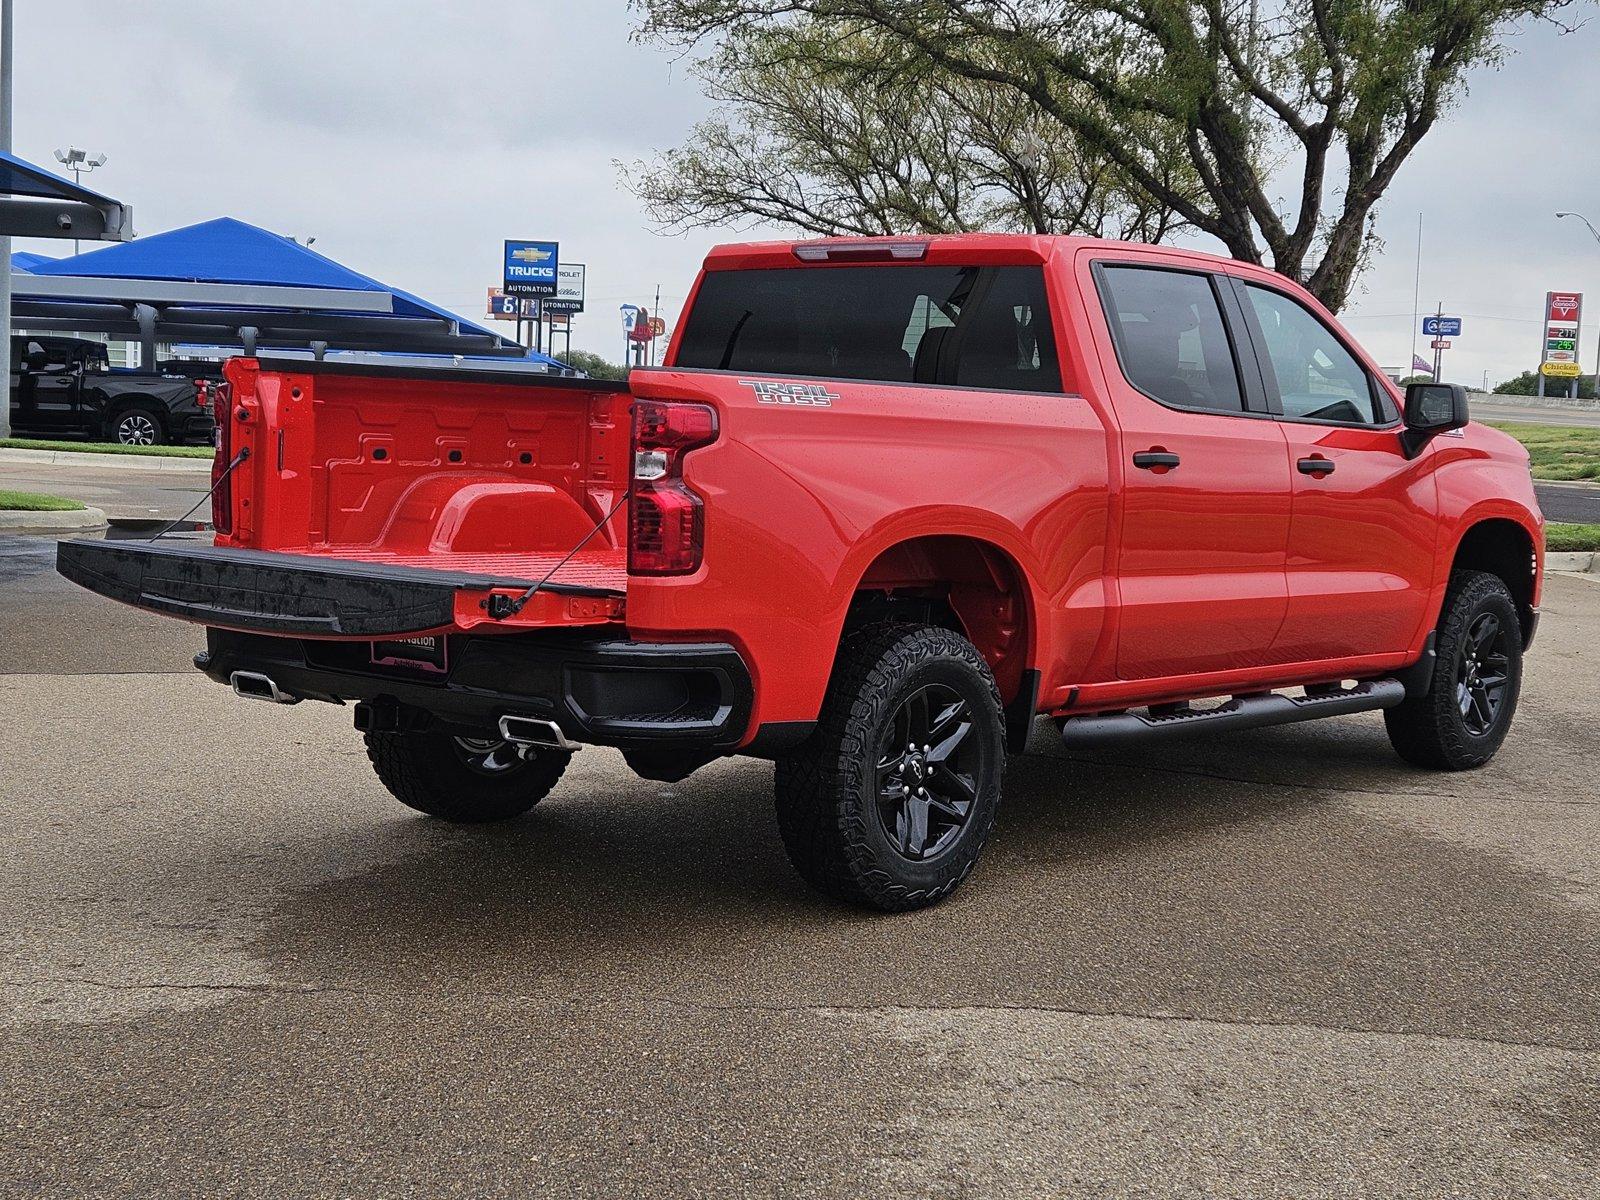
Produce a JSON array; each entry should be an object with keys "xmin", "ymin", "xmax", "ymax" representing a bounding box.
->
[{"xmin": 57, "ymin": 539, "xmax": 625, "ymax": 638}]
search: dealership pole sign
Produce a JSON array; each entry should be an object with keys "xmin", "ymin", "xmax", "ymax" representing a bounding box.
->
[
  {"xmin": 1541, "ymin": 291, "xmax": 1583, "ymax": 378},
  {"xmin": 542, "ymin": 263, "xmax": 586, "ymax": 315},
  {"xmin": 504, "ymin": 239, "xmax": 559, "ymax": 297}
]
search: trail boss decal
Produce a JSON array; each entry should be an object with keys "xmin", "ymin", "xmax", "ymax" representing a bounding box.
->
[{"xmin": 739, "ymin": 379, "xmax": 839, "ymax": 407}]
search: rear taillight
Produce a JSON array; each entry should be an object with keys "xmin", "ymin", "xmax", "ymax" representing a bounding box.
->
[
  {"xmin": 210, "ymin": 382, "xmax": 233, "ymax": 535},
  {"xmin": 629, "ymin": 399, "xmax": 717, "ymax": 575}
]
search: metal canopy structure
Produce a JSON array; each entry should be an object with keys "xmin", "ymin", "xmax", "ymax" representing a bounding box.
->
[
  {"xmin": 0, "ymin": 149, "xmax": 133, "ymax": 242},
  {"xmin": 11, "ymin": 217, "xmax": 549, "ymax": 364}
]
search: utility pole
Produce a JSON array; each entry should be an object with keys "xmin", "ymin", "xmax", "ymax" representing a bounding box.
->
[
  {"xmin": 1409, "ymin": 213, "xmax": 1423, "ymax": 379},
  {"xmin": 0, "ymin": 0, "xmax": 13, "ymax": 440},
  {"xmin": 652, "ymin": 283, "xmax": 661, "ymax": 366},
  {"xmin": 1431, "ymin": 302, "xmax": 1445, "ymax": 384}
]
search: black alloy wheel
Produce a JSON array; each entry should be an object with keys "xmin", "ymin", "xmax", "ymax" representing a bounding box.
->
[
  {"xmin": 773, "ymin": 623, "xmax": 1006, "ymax": 910},
  {"xmin": 875, "ymin": 683, "xmax": 979, "ymax": 861},
  {"xmin": 452, "ymin": 735, "xmax": 529, "ymax": 776},
  {"xmin": 1455, "ymin": 611, "xmax": 1511, "ymax": 737}
]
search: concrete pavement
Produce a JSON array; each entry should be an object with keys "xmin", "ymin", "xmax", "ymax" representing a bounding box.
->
[
  {"xmin": 0, "ymin": 459, "xmax": 209, "ymax": 523},
  {"xmin": 2, "ymin": 533, "xmax": 1599, "ymax": 1197}
]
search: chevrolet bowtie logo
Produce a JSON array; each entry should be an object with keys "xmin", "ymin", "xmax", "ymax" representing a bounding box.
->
[{"xmin": 511, "ymin": 246, "xmax": 553, "ymax": 263}]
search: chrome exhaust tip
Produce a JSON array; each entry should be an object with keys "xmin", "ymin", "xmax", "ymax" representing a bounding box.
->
[
  {"xmin": 230, "ymin": 670, "xmax": 300, "ymax": 705},
  {"xmin": 497, "ymin": 714, "xmax": 582, "ymax": 752}
]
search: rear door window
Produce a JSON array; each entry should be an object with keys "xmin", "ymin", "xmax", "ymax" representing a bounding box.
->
[
  {"xmin": 1097, "ymin": 266, "xmax": 1245, "ymax": 414},
  {"xmin": 675, "ymin": 264, "xmax": 1062, "ymax": 392}
]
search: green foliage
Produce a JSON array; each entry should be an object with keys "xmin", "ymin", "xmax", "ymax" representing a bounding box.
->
[
  {"xmin": 1493, "ymin": 370, "xmax": 1596, "ymax": 399},
  {"xmin": 1546, "ymin": 523, "xmax": 1600, "ymax": 552},
  {"xmin": 0, "ymin": 490, "xmax": 86, "ymax": 511},
  {"xmin": 555, "ymin": 350, "xmax": 629, "ymax": 381},
  {"xmin": 634, "ymin": 0, "xmax": 1574, "ymax": 312},
  {"xmin": 1484, "ymin": 422, "xmax": 1600, "ymax": 481}
]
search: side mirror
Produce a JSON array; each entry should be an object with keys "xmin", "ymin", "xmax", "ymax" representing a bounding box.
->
[
  {"xmin": 1400, "ymin": 382, "xmax": 1468, "ymax": 459},
  {"xmin": 25, "ymin": 348, "xmax": 48, "ymax": 371}
]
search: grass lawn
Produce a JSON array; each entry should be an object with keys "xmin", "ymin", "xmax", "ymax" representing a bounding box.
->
[
  {"xmin": 0, "ymin": 489, "xmax": 87, "ymax": 512},
  {"xmin": 1548, "ymin": 522, "xmax": 1600, "ymax": 553},
  {"xmin": 1483, "ymin": 422, "xmax": 1600, "ymax": 481},
  {"xmin": 0, "ymin": 437, "xmax": 212, "ymax": 459}
]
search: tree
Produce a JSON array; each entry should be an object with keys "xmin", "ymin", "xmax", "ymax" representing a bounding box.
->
[
  {"xmin": 625, "ymin": 23, "xmax": 1199, "ymax": 241},
  {"xmin": 634, "ymin": 0, "xmax": 1575, "ymax": 312},
  {"xmin": 1495, "ymin": 369, "xmax": 1596, "ymax": 398},
  {"xmin": 556, "ymin": 350, "xmax": 628, "ymax": 381}
]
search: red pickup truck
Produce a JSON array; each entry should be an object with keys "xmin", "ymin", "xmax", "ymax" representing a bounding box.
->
[{"xmin": 59, "ymin": 235, "xmax": 1544, "ymax": 910}]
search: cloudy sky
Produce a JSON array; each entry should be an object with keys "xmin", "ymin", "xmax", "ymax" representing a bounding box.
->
[{"xmin": 11, "ymin": 2, "xmax": 1598, "ymax": 386}]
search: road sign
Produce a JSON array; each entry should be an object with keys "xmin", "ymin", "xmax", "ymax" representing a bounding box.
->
[
  {"xmin": 1430, "ymin": 339, "xmax": 1451, "ymax": 350},
  {"xmin": 542, "ymin": 263, "xmax": 586, "ymax": 314},
  {"xmin": 504, "ymin": 239, "xmax": 559, "ymax": 297},
  {"xmin": 1422, "ymin": 316, "xmax": 1462, "ymax": 337}
]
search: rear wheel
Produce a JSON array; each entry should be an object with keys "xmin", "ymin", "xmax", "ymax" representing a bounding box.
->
[
  {"xmin": 364, "ymin": 727, "xmax": 570, "ymax": 822},
  {"xmin": 774, "ymin": 624, "xmax": 1006, "ymax": 911},
  {"xmin": 110, "ymin": 404, "xmax": 167, "ymax": 446},
  {"xmin": 1385, "ymin": 570, "xmax": 1523, "ymax": 770}
]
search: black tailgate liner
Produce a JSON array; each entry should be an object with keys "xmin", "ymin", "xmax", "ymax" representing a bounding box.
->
[{"xmin": 57, "ymin": 539, "xmax": 617, "ymax": 638}]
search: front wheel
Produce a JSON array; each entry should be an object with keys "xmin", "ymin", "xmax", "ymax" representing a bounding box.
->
[
  {"xmin": 364, "ymin": 727, "xmax": 570, "ymax": 822},
  {"xmin": 775, "ymin": 624, "xmax": 1006, "ymax": 911},
  {"xmin": 1385, "ymin": 570, "xmax": 1523, "ymax": 770}
]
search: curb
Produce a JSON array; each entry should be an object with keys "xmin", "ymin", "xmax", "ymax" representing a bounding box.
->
[
  {"xmin": 0, "ymin": 506, "xmax": 109, "ymax": 533},
  {"xmin": 0, "ymin": 447, "xmax": 210, "ymax": 472},
  {"xmin": 1548, "ymin": 550, "xmax": 1598, "ymax": 573}
]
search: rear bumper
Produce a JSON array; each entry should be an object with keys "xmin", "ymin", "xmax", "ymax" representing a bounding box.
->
[{"xmin": 198, "ymin": 628, "xmax": 753, "ymax": 751}]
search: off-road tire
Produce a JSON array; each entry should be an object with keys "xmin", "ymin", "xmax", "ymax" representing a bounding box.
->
[
  {"xmin": 774, "ymin": 623, "xmax": 1006, "ymax": 911},
  {"xmin": 1385, "ymin": 570, "xmax": 1523, "ymax": 771},
  {"xmin": 364, "ymin": 728, "xmax": 569, "ymax": 822},
  {"xmin": 109, "ymin": 403, "xmax": 168, "ymax": 446}
]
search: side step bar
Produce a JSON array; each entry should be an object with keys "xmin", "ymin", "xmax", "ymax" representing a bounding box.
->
[{"xmin": 1059, "ymin": 679, "xmax": 1405, "ymax": 747}]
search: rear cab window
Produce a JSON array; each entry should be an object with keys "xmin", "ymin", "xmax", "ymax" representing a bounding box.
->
[
  {"xmin": 674, "ymin": 264, "xmax": 1063, "ymax": 393},
  {"xmin": 1095, "ymin": 265, "xmax": 1245, "ymax": 414}
]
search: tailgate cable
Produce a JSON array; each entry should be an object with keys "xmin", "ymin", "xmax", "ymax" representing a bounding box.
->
[
  {"xmin": 145, "ymin": 447, "xmax": 251, "ymax": 541},
  {"xmin": 482, "ymin": 489, "xmax": 631, "ymax": 620}
]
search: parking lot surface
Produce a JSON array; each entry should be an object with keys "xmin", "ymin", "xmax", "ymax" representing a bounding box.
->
[{"xmin": 2, "ymin": 532, "xmax": 1597, "ymax": 1197}]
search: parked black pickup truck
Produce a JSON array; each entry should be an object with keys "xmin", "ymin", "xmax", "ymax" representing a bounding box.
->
[{"xmin": 8, "ymin": 335, "xmax": 215, "ymax": 446}]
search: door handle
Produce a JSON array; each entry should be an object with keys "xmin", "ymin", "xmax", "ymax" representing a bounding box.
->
[
  {"xmin": 1132, "ymin": 450, "xmax": 1181, "ymax": 470},
  {"xmin": 1297, "ymin": 456, "xmax": 1336, "ymax": 476}
]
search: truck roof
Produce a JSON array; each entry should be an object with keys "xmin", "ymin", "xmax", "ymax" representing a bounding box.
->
[{"xmin": 701, "ymin": 233, "xmax": 1240, "ymax": 273}]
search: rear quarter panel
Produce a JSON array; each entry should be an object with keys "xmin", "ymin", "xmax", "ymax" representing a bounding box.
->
[{"xmin": 625, "ymin": 357, "xmax": 1114, "ymax": 733}]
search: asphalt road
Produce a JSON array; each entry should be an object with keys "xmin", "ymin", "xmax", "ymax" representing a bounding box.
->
[
  {"xmin": 1476, "ymin": 401, "xmax": 1600, "ymax": 429},
  {"xmin": 2, "ymin": 531, "xmax": 1598, "ymax": 1197}
]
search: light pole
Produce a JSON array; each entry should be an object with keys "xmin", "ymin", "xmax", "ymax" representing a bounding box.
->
[
  {"xmin": 53, "ymin": 146, "xmax": 107, "ymax": 254},
  {"xmin": 1556, "ymin": 211, "xmax": 1600, "ymax": 401}
]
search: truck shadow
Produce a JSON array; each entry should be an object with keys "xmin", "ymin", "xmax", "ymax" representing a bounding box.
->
[{"xmin": 242, "ymin": 715, "xmax": 1600, "ymax": 1052}]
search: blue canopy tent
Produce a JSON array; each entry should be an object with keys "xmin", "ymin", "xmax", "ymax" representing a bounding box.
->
[{"xmin": 10, "ymin": 217, "xmax": 562, "ymax": 367}]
